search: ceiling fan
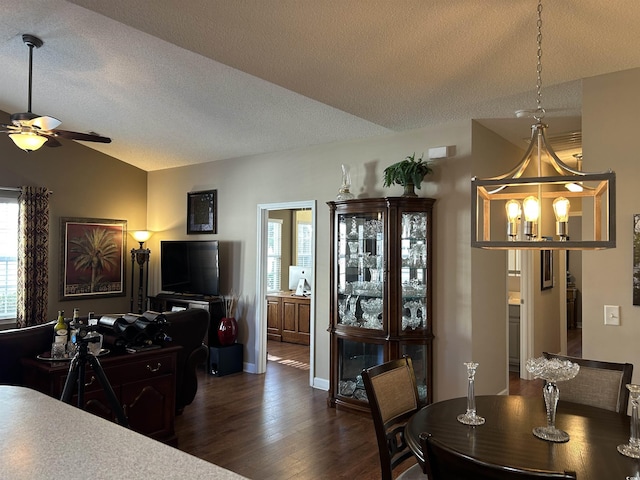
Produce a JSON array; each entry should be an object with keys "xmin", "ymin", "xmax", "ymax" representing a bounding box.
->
[{"xmin": 0, "ymin": 34, "xmax": 111, "ymax": 152}]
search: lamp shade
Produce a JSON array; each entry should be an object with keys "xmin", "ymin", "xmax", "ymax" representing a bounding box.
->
[
  {"xmin": 9, "ymin": 132, "xmax": 47, "ymax": 152},
  {"xmin": 132, "ymin": 230, "xmax": 152, "ymax": 243}
]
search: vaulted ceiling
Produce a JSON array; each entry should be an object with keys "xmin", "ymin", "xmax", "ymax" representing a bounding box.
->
[{"xmin": 1, "ymin": 1, "xmax": 639, "ymax": 171}]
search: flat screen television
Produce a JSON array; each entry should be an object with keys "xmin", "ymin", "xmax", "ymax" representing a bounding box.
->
[{"xmin": 160, "ymin": 240, "xmax": 220, "ymax": 297}]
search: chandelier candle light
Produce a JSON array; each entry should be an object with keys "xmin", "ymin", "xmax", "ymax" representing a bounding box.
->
[{"xmin": 471, "ymin": 0, "xmax": 615, "ymax": 250}]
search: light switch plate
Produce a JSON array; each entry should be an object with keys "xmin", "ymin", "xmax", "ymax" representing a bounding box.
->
[{"xmin": 604, "ymin": 305, "xmax": 620, "ymax": 325}]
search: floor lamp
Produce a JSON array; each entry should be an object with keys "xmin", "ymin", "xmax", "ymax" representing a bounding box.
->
[{"xmin": 130, "ymin": 230, "xmax": 152, "ymax": 314}]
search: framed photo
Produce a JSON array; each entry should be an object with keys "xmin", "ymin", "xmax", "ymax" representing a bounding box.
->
[
  {"xmin": 60, "ymin": 218, "xmax": 127, "ymax": 300},
  {"xmin": 541, "ymin": 249, "xmax": 553, "ymax": 290},
  {"xmin": 187, "ymin": 189, "xmax": 217, "ymax": 234}
]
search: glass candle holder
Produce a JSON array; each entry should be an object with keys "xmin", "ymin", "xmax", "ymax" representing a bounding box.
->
[
  {"xmin": 457, "ymin": 361, "xmax": 485, "ymax": 426},
  {"xmin": 618, "ymin": 384, "xmax": 640, "ymax": 458}
]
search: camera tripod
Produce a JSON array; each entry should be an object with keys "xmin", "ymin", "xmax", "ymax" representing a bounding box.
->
[{"xmin": 60, "ymin": 331, "xmax": 129, "ymax": 428}]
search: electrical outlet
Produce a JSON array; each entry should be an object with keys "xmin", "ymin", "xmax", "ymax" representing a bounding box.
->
[{"xmin": 604, "ymin": 305, "xmax": 620, "ymax": 325}]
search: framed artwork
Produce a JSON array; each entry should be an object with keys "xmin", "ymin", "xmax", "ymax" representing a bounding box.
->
[
  {"xmin": 60, "ymin": 217, "xmax": 127, "ymax": 300},
  {"xmin": 541, "ymin": 249, "xmax": 553, "ymax": 290},
  {"xmin": 187, "ymin": 189, "xmax": 217, "ymax": 234}
]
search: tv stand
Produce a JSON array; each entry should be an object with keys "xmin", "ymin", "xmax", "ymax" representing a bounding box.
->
[{"xmin": 148, "ymin": 294, "xmax": 225, "ymax": 347}]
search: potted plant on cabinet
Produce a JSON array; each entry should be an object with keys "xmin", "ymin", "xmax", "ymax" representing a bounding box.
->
[{"xmin": 383, "ymin": 153, "xmax": 433, "ymax": 197}]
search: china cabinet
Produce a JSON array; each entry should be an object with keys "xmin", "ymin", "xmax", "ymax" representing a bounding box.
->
[{"xmin": 327, "ymin": 197, "xmax": 434, "ymax": 413}]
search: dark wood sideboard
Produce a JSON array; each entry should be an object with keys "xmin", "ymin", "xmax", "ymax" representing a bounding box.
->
[{"xmin": 22, "ymin": 345, "xmax": 181, "ymax": 445}]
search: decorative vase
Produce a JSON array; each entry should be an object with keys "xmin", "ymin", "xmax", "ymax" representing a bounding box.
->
[
  {"xmin": 402, "ymin": 183, "xmax": 417, "ymax": 197},
  {"xmin": 336, "ymin": 164, "xmax": 355, "ymax": 200},
  {"xmin": 218, "ymin": 317, "xmax": 238, "ymax": 346}
]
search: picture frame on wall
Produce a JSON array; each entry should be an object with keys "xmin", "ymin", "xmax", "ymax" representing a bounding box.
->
[
  {"xmin": 60, "ymin": 217, "xmax": 127, "ymax": 300},
  {"xmin": 187, "ymin": 189, "xmax": 217, "ymax": 234},
  {"xmin": 541, "ymin": 249, "xmax": 553, "ymax": 290}
]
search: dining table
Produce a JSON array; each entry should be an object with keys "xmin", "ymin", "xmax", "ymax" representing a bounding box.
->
[{"xmin": 405, "ymin": 395, "xmax": 640, "ymax": 480}]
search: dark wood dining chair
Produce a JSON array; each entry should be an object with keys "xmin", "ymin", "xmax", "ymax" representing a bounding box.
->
[
  {"xmin": 543, "ymin": 351, "xmax": 633, "ymax": 414},
  {"xmin": 419, "ymin": 432, "xmax": 577, "ymax": 480},
  {"xmin": 362, "ymin": 356, "xmax": 428, "ymax": 480}
]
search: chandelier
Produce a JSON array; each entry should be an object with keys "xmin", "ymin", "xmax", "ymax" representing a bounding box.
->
[{"xmin": 471, "ymin": 0, "xmax": 615, "ymax": 250}]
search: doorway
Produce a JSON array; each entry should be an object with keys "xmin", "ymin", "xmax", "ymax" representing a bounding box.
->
[{"xmin": 255, "ymin": 201, "xmax": 316, "ymax": 386}]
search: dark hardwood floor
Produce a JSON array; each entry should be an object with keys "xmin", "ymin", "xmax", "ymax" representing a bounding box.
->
[
  {"xmin": 175, "ymin": 331, "xmax": 581, "ymax": 479},
  {"xmin": 174, "ymin": 340, "xmax": 382, "ymax": 479}
]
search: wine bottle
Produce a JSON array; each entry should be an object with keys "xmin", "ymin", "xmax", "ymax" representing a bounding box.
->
[
  {"xmin": 68, "ymin": 308, "xmax": 80, "ymax": 355},
  {"xmin": 53, "ymin": 310, "xmax": 68, "ymax": 344}
]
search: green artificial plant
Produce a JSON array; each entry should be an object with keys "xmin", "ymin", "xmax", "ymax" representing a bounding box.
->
[{"xmin": 383, "ymin": 153, "xmax": 433, "ymax": 191}]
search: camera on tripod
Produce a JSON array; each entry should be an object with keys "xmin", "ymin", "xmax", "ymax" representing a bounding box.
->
[{"xmin": 73, "ymin": 323, "xmax": 101, "ymax": 343}]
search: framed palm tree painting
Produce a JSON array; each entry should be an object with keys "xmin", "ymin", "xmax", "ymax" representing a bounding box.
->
[{"xmin": 60, "ymin": 217, "xmax": 127, "ymax": 300}]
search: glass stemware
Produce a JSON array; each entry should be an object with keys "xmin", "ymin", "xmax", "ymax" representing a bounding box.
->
[
  {"xmin": 618, "ymin": 384, "xmax": 640, "ymax": 458},
  {"xmin": 457, "ymin": 361, "xmax": 485, "ymax": 425},
  {"xmin": 525, "ymin": 356, "xmax": 580, "ymax": 443}
]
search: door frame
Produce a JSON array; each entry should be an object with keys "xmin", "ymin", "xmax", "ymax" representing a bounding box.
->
[{"xmin": 255, "ymin": 200, "xmax": 316, "ymax": 384}]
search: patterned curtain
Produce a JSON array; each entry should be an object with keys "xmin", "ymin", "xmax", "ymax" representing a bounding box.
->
[{"xmin": 16, "ymin": 186, "xmax": 50, "ymax": 328}]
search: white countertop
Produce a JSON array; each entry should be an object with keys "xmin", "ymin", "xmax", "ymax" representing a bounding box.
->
[{"xmin": 0, "ymin": 385, "xmax": 249, "ymax": 480}]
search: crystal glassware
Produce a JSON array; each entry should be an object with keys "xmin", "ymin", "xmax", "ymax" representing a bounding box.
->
[
  {"xmin": 457, "ymin": 361, "xmax": 485, "ymax": 425},
  {"xmin": 618, "ymin": 384, "xmax": 640, "ymax": 458},
  {"xmin": 336, "ymin": 164, "xmax": 355, "ymax": 200},
  {"xmin": 525, "ymin": 356, "xmax": 580, "ymax": 443}
]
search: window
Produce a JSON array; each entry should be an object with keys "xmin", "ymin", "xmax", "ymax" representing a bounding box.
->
[
  {"xmin": 0, "ymin": 193, "xmax": 18, "ymax": 320},
  {"xmin": 267, "ymin": 219, "xmax": 282, "ymax": 292},
  {"xmin": 296, "ymin": 221, "xmax": 313, "ymax": 268},
  {"xmin": 295, "ymin": 209, "xmax": 313, "ymax": 268}
]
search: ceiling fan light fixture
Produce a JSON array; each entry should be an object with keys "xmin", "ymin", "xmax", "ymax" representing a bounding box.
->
[{"xmin": 9, "ymin": 132, "xmax": 47, "ymax": 152}]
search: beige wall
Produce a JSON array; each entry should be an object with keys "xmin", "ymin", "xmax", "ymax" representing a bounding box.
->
[
  {"xmin": 469, "ymin": 122, "xmax": 523, "ymax": 395},
  {"xmin": 582, "ymin": 67, "xmax": 640, "ymax": 381},
  {"xmin": 0, "ymin": 124, "xmax": 147, "ymax": 320},
  {"xmin": 148, "ymin": 120, "xmax": 491, "ymax": 399}
]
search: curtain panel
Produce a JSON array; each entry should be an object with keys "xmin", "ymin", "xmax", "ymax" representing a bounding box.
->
[{"xmin": 16, "ymin": 186, "xmax": 49, "ymax": 328}]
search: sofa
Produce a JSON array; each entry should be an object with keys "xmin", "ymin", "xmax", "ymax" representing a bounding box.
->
[
  {"xmin": 0, "ymin": 321, "xmax": 54, "ymax": 385},
  {"xmin": 0, "ymin": 308, "xmax": 210, "ymax": 414}
]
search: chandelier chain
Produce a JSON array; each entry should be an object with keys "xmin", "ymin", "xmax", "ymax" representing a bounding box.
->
[{"xmin": 534, "ymin": 0, "xmax": 544, "ymax": 121}]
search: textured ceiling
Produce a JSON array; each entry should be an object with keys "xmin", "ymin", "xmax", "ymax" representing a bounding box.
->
[{"xmin": 0, "ymin": 1, "xmax": 639, "ymax": 171}]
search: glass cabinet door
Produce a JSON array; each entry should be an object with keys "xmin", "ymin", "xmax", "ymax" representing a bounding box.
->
[
  {"xmin": 337, "ymin": 338, "xmax": 384, "ymax": 402},
  {"xmin": 400, "ymin": 212, "xmax": 428, "ymax": 331},
  {"xmin": 337, "ymin": 212, "xmax": 384, "ymax": 330},
  {"xmin": 401, "ymin": 343, "xmax": 430, "ymax": 404}
]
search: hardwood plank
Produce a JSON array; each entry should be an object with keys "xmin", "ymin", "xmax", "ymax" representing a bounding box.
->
[{"xmin": 174, "ymin": 341, "xmax": 385, "ymax": 479}]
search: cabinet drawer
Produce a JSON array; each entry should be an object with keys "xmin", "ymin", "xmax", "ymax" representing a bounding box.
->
[{"xmin": 109, "ymin": 353, "xmax": 176, "ymax": 384}]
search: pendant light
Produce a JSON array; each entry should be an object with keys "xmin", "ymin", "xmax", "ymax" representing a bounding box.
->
[{"xmin": 471, "ymin": 0, "xmax": 615, "ymax": 250}]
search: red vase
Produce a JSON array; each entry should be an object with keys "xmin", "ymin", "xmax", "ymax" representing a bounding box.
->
[{"xmin": 218, "ymin": 317, "xmax": 238, "ymax": 346}]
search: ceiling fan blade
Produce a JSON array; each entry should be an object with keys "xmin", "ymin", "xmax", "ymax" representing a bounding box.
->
[
  {"xmin": 29, "ymin": 115, "xmax": 61, "ymax": 131},
  {"xmin": 52, "ymin": 130, "xmax": 111, "ymax": 144},
  {"xmin": 44, "ymin": 136, "xmax": 62, "ymax": 148}
]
